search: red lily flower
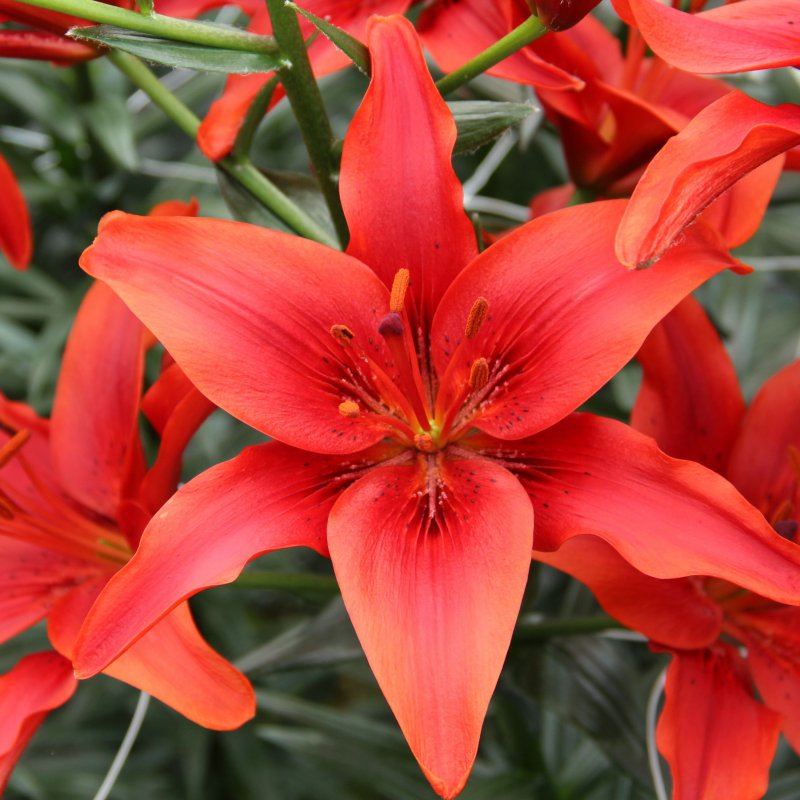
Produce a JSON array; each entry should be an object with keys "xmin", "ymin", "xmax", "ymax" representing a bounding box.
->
[
  {"xmin": 0, "ymin": 153, "xmax": 32, "ymax": 270},
  {"xmin": 616, "ymin": 91, "xmax": 800, "ymax": 269},
  {"xmin": 74, "ymin": 15, "xmax": 800, "ymax": 798},
  {"xmin": 539, "ymin": 296, "xmax": 800, "ymax": 799},
  {"xmin": 198, "ymin": 0, "xmax": 410, "ymax": 161},
  {"xmin": 0, "ymin": 652, "xmax": 77, "ymax": 794},
  {"xmin": 0, "ymin": 205, "xmax": 253, "ymax": 787},
  {"xmin": 612, "ymin": 0, "xmax": 800, "ymax": 74}
]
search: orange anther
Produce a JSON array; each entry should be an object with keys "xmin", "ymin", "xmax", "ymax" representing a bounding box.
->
[
  {"xmin": 464, "ymin": 297, "xmax": 489, "ymax": 339},
  {"xmin": 0, "ymin": 429, "xmax": 30, "ymax": 469},
  {"xmin": 330, "ymin": 324, "xmax": 355, "ymax": 346},
  {"xmin": 468, "ymin": 357, "xmax": 489, "ymax": 390},
  {"xmin": 390, "ymin": 268, "xmax": 410, "ymax": 314},
  {"xmin": 338, "ymin": 400, "xmax": 360, "ymax": 418}
]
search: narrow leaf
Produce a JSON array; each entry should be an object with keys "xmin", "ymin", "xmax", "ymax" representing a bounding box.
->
[
  {"xmin": 449, "ymin": 100, "xmax": 535, "ymax": 154},
  {"xmin": 68, "ymin": 25, "xmax": 288, "ymax": 74},
  {"xmin": 287, "ymin": 1, "xmax": 370, "ymax": 75}
]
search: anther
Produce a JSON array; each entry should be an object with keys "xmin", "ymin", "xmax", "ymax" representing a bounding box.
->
[
  {"xmin": 0, "ymin": 429, "xmax": 30, "ymax": 469},
  {"xmin": 414, "ymin": 433, "xmax": 436, "ymax": 453},
  {"xmin": 330, "ymin": 324, "xmax": 355, "ymax": 346},
  {"xmin": 338, "ymin": 400, "xmax": 360, "ymax": 418},
  {"xmin": 464, "ymin": 297, "xmax": 489, "ymax": 339},
  {"xmin": 468, "ymin": 358, "xmax": 489, "ymax": 390},
  {"xmin": 389, "ymin": 268, "xmax": 410, "ymax": 314},
  {"xmin": 378, "ymin": 312, "xmax": 404, "ymax": 337}
]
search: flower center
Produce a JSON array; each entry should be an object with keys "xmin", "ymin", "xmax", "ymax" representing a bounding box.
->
[
  {"xmin": 0, "ymin": 418, "xmax": 130, "ymax": 568},
  {"xmin": 329, "ymin": 270, "xmax": 497, "ymax": 452}
]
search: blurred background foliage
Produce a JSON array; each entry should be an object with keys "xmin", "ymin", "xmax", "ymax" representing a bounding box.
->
[{"xmin": 1, "ymin": 8, "xmax": 800, "ymax": 797}]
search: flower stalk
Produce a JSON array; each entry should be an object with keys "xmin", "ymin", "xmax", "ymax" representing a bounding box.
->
[
  {"xmin": 435, "ymin": 14, "xmax": 549, "ymax": 96},
  {"xmin": 266, "ymin": 0, "xmax": 349, "ymax": 246}
]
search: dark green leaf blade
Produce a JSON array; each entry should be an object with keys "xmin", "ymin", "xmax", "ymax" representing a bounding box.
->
[
  {"xmin": 450, "ymin": 100, "xmax": 535, "ymax": 154},
  {"xmin": 68, "ymin": 25, "xmax": 288, "ymax": 74}
]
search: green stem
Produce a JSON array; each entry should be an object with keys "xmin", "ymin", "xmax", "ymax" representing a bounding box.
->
[
  {"xmin": 108, "ymin": 51, "xmax": 339, "ymax": 247},
  {"xmin": 435, "ymin": 15, "xmax": 548, "ymax": 96},
  {"xmin": 513, "ymin": 614, "xmax": 623, "ymax": 643},
  {"xmin": 266, "ymin": 0, "xmax": 348, "ymax": 247},
  {"xmin": 15, "ymin": 0, "xmax": 277, "ymax": 53},
  {"xmin": 109, "ymin": 49, "xmax": 198, "ymax": 137},
  {"xmin": 232, "ymin": 570, "xmax": 339, "ymax": 596}
]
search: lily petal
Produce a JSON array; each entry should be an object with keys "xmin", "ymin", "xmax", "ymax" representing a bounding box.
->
[
  {"xmin": 619, "ymin": 0, "xmax": 800, "ymax": 74},
  {"xmin": 0, "ymin": 153, "xmax": 32, "ymax": 270},
  {"xmin": 0, "ymin": 28, "xmax": 97, "ymax": 62},
  {"xmin": 733, "ymin": 606, "xmax": 800, "ymax": 752},
  {"xmin": 139, "ymin": 362, "xmax": 215, "ymax": 514},
  {"xmin": 49, "ymin": 580, "xmax": 254, "ymax": 730},
  {"xmin": 80, "ymin": 213, "xmax": 394, "ymax": 454},
  {"xmin": 341, "ymin": 15, "xmax": 477, "ymax": 327},
  {"xmin": 536, "ymin": 536, "xmax": 722, "ymax": 648},
  {"xmin": 727, "ymin": 359, "xmax": 800, "ymax": 516},
  {"xmin": 50, "ymin": 281, "xmax": 146, "ymax": 520},
  {"xmin": 616, "ymin": 92, "xmax": 800, "ymax": 269},
  {"xmin": 432, "ymin": 200, "xmax": 741, "ymax": 441},
  {"xmin": 476, "ymin": 414, "xmax": 800, "ymax": 603},
  {"xmin": 657, "ymin": 645, "xmax": 780, "ymax": 800},
  {"xmin": 328, "ymin": 455, "xmax": 533, "ymax": 799},
  {"xmin": 631, "ymin": 296, "xmax": 745, "ymax": 472},
  {"xmin": 0, "ymin": 652, "xmax": 77, "ymax": 794},
  {"xmin": 73, "ymin": 441, "xmax": 398, "ymax": 676}
]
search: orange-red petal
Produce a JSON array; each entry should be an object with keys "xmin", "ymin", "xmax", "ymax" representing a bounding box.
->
[
  {"xmin": 341, "ymin": 15, "xmax": 478, "ymax": 327},
  {"xmin": 0, "ymin": 153, "xmax": 32, "ymax": 270},
  {"xmin": 80, "ymin": 213, "xmax": 394, "ymax": 454},
  {"xmin": 328, "ymin": 454, "xmax": 533, "ymax": 798},
  {"xmin": 73, "ymin": 442, "xmax": 398, "ymax": 676},
  {"xmin": 657, "ymin": 645, "xmax": 780, "ymax": 800},
  {"xmin": 632, "ymin": 296, "xmax": 745, "ymax": 473},
  {"xmin": 616, "ymin": 92, "xmax": 800, "ymax": 269},
  {"xmin": 0, "ymin": 652, "xmax": 77, "ymax": 794}
]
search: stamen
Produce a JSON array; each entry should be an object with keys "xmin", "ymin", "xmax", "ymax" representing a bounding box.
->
[
  {"xmin": 378, "ymin": 312, "xmax": 404, "ymax": 337},
  {"xmin": 389, "ymin": 268, "xmax": 410, "ymax": 314},
  {"xmin": 772, "ymin": 498, "xmax": 794, "ymax": 524},
  {"xmin": 338, "ymin": 400, "xmax": 360, "ymax": 418},
  {"xmin": 414, "ymin": 433, "xmax": 436, "ymax": 453},
  {"xmin": 0, "ymin": 429, "xmax": 31, "ymax": 468},
  {"xmin": 464, "ymin": 297, "xmax": 489, "ymax": 339},
  {"xmin": 468, "ymin": 358, "xmax": 489, "ymax": 390},
  {"xmin": 330, "ymin": 324, "xmax": 355, "ymax": 346}
]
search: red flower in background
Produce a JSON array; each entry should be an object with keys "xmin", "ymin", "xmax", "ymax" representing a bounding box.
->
[
  {"xmin": 72, "ymin": 16, "xmax": 800, "ymax": 797},
  {"xmin": 0, "ymin": 202, "xmax": 254, "ymax": 790},
  {"xmin": 198, "ymin": 0, "xmax": 409, "ymax": 160},
  {"xmin": 541, "ymin": 296, "xmax": 800, "ymax": 799},
  {"xmin": 0, "ymin": 653, "xmax": 77, "ymax": 795},
  {"xmin": 612, "ymin": 0, "xmax": 800, "ymax": 75},
  {"xmin": 0, "ymin": 153, "xmax": 32, "ymax": 270},
  {"xmin": 615, "ymin": 91, "xmax": 800, "ymax": 269}
]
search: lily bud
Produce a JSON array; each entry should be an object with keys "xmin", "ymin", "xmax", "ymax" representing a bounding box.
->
[{"xmin": 525, "ymin": 0, "xmax": 602, "ymax": 31}]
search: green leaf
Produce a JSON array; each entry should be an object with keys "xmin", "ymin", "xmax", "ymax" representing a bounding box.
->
[
  {"xmin": 68, "ymin": 26, "xmax": 289, "ymax": 74},
  {"xmin": 287, "ymin": 1, "xmax": 370, "ymax": 75},
  {"xmin": 137, "ymin": 0, "xmax": 154, "ymax": 14},
  {"xmin": 449, "ymin": 100, "xmax": 535, "ymax": 154}
]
